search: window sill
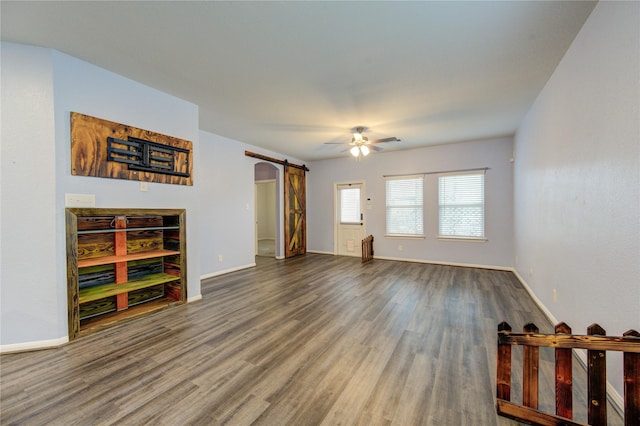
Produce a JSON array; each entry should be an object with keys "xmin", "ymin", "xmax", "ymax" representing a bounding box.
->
[
  {"xmin": 438, "ymin": 236, "xmax": 487, "ymax": 243},
  {"xmin": 385, "ymin": 234, "xmax": 425, "ymax": 240}
]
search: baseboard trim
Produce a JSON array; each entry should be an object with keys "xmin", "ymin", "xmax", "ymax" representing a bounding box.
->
[
  {"xmin": 510, "ymin": 269, "xmax": 559, "ymax": 325},
  {"xmin": 307, "ymin": 251, "xmax": 513, "ymax": 271},
  {"xmin": 510, "ymin": 269, "xmax": 624, "ymax": 417},
  {"xmin": 200, "ymin": 262, "xmax": 256, "ymax": 281},
  {"xmin": 1, "ymin": 257, "xmax": 625, "ymax": 415},
  {"xmin": 0, "ymin": 335, "xmax": 69, "ymax": 354},
  {"xmin": 187, "ymin": 294, "xmax": 203, "ymax": 303},
  {"xmin": 306, "ymin": 249, "xmax": 334, "ymax": 255},
  {"xmin": 2, "ymin": 293, "xmax": 205, "ymax": 354},
  {"xmin": 372, "ymin": 255, "xmax": 513, "ymax": 271}
]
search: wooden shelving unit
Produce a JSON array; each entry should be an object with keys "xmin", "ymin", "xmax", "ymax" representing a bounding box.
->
[
  {"xmin": 77, "ymin": 249, "xmax": 180, "ymax": 268},
  {"xmin": 66, "ymin": 208, "xmax": 187, "ymax": 340}
]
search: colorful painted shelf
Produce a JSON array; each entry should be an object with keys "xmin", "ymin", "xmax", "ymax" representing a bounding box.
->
[
  {"xmin": 66, "ymin": 208, "xmax": 187, "ymax": 340},
  {"xmin": 78, "ymin": 273, "xmax": 181, "ymax": 304},
  {"xmin": 77, "ymin": 249, "xmax": 180, "ymax": 268}
]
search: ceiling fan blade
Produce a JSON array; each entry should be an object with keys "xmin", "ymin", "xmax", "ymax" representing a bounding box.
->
[
  {"xmin": 369, "ymin": 145, "xmax": 384, "ymax": 152},
  {"xmin": 369, "ymin": 137, "xmax": 400, "ymax": 144},
  {"xmin": 323, "ymin": 141, "xmax": 351, "ymax": 145}
]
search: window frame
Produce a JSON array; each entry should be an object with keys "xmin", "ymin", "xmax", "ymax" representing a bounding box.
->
[
  {"xmin": 437, "ymin": 171, "xmax": 486, "ymax": 241},
  {"xmin": 338, "ymin": 186, "xmax": 362, "ymax": 225},
  {"xmin": 384, "ymin": 174, "xmax": 425, "ymax": 238}
]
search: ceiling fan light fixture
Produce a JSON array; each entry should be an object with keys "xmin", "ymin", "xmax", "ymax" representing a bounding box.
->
[{"xmin": 326, "ymin": 126, "xmax": 399, "ymax": 158}]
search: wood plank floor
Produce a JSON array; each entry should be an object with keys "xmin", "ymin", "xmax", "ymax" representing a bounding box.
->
[{"xmin": 1, "ymin": 254, "xmax": 623, "ymax": 425}]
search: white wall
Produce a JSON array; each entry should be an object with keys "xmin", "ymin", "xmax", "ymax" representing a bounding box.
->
[
  {"xmin": 1, "ymin": 43, "xmax": 58, "ymax": 347},
  {"xmin": 307, "ymin": 137, "xmax": 514, "ymax": 268},
  {"xmin": 197, "ymin": 131, "xmax": 303, "ymax": 276},
  {"xmin": 514, "ymin": 1, "xmax": 639, "ymax": 398},
  {"xmin": 198, "ymin": 131, "xmax": 257, "ymax": 276},
  {"xmin": 1, "ymin": 43, "xmax": 201, "ymax": 349}
]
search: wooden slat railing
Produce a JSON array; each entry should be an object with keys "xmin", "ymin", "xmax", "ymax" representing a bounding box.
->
[
  {"xmin": 497, "ymin": 321, "xmax": 640, "ymax": 426},
  {"xmin": 362, "ymin": 235, "xmax": 374, "ymax": 263}
]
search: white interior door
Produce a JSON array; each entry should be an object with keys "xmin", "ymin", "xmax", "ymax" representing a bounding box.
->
[{"xmin": 336, "ymin": 183, "xmax": 365, "ymax": 257}]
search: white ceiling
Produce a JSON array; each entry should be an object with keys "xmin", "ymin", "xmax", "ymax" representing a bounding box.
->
[{"xmin": 1, "ymin": 1, "xmax": 597, "ymax": 161}]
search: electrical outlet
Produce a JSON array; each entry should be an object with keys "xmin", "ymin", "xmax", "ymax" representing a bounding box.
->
[
  {"xmin": 218, "ymin": 255, "xmax": 223, "ymax": 262},
  {"xmin": 553, "ymin": 289, "xmax": 558, "ymax": 303},
  {"xmin": 140, "ymin": 182, "xmax": 148, "ymax": 192},
  {"xmin": 398, "ymin": 245, "xmax": 404, "ymax": 251},
  {"xmin": 65, "ymin": 193, "xmax": 95, "ymax": 207}
]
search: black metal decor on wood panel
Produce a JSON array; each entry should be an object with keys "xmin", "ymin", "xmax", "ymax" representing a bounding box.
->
[{"xmin": 107, "ymin": 136, "xmax": 190, "ymax": 178}]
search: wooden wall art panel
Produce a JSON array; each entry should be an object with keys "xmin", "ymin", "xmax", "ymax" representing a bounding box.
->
[{"xmin": 70, "ymin": 112, "xmax": 193, "ymax": 185}]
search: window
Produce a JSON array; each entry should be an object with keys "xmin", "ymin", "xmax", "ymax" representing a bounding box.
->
[
  {"xmin": 339, "ymin": 186, "xmax": 361, "ymax": 224},
  {"xmin": 385, "ymin": 175, "xmax": 424, "ymax": 236},
  {"xmin": 438, "ymin": 172, "xmax": 485, "ymax": 239}
]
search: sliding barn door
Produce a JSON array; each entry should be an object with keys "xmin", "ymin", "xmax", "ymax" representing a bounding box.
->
[{"xmin": 284, "ymin": 165, "xmax": 306, "ymax": 258}]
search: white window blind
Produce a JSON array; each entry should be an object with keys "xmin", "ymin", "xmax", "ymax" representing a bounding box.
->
[
  {"xmin": 438, "ymin": 172, "xmax": 484, "ymax": 238},
  {"xmin": 385, "ymin": 175, "xmax": 424, "ymax": 236},
  {"xmin": 340, "ymin": 187, "xmax": 361, "ymax": 223}
]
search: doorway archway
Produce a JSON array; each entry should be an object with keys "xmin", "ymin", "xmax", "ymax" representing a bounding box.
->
[{"xmin": 254, "ymin": 162, "xmax": 280, "ymax": 258}]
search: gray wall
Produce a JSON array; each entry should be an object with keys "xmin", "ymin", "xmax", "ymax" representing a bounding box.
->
[
  {"xmin": 307, "ymin": 137, "xmax": 514, "ymax": 268},
  {"xmin": 514, "ymin": 1, "xmax": 639, "ymax": 399},
  {"xmin": 198, "ymin": 131, "xmax": 262, "ymax": 276},
  {"xmin": 1, "ymin": 43, "xmax": 201, "ymax": 348}
]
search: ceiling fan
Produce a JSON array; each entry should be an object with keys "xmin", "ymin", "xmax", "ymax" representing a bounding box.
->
[{"xmin": 325, "ymin": 127, "xmax": 401, "ymax": 158}]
